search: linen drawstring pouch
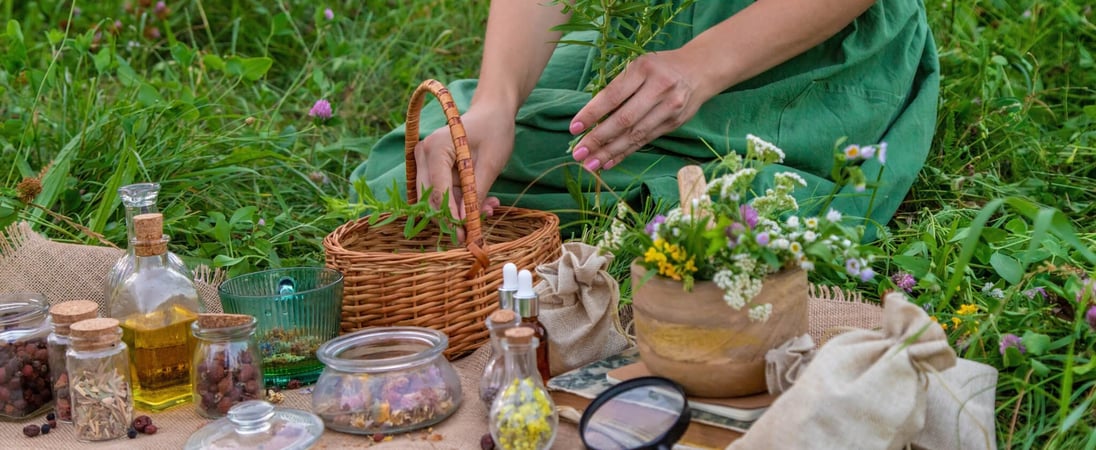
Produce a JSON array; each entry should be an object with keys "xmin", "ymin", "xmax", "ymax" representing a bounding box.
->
[
  {"xmin": 729, "ymin": 292, "xmax": 957, "ymax": 450},
  {"xmin": 534, "ymin": 242, "xmax": 630, "ymax": 376}
]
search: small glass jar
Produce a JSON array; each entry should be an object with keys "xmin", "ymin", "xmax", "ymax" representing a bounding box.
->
[
  {"xmin": 192, "ymin": 314, "xmax": 265, "ymax": 418},
  {"xmin": 184, "ymin": 400, "xmax": 324, "ymax": 450},
  {"xmin": 489, "ymin": 327, "xmax": 557, "ymax": 450},
  {"xmin": 47, "ymin": 300, "xmax": 99, "ymax": 422},
  {"xmin": 480, "ymin": 309, "xmax": 521, "ymax": 408},
  {"xmin": 312, "ymin": 327, "xmax": 461, "ymax": 435},
  {"xmin": 67, "ymin": 318, "xmax": 133, "ymax": 441},
  {"xmin": 0, "ymin": 292, "xmax": 55, "ymax": 421}
]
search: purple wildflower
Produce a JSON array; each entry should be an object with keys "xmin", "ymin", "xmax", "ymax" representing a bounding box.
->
[
  {"xmin": 258, "ymin": 218, "xmax": 266, "ymax": 227},
  {"xmin": 324, "ymin": 8, "xmax": 335, "ymax": 20},
  {"xmin": 755, "ymin": 232, "xmax": 770, "ymax": 247},
  {"xmin": 740, "ymin": 204, "xmax": 759, "ymax": 229},
  {"xmin": 1022, "ymin": 287, "xmax": 1047, "ymax": 300},
  {"xmin": 999, "ymin": 333, "xmax": 1025, "ymax": 355},
  {"xmin": 1087, "ymin": 305, "xmax": 1096, "ymax": 331},
  {"xmin": 859, "ymin": 268, "xmax": 875, "ymax": 282},
  {"xmin": 309, "ymin": 99, "xmax": 333, "ymax": 120},
  {"xmin": 892, "ymin": 272, "xmax": 916, "ymax": 292},
  {"xmin": 155, "ymin": 1, "xmax": 167, "ymax": 14},
  {"xmin": 845, "ymin": 258, "xmax": 861, "ymax": 277},
  {"xmin": 646, "ymin": 215, "xmax": 667, "ymax": 236}
]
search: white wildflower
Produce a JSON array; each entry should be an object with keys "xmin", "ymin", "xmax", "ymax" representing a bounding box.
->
[
  {"xmin": 981, "ymin": 282, "xmax": 1005, "ymax": 299},
  {"xmin": 798, "ymin": 256, "xmax": 815, "ymax": 271},
  {"xmin": 770, "ymin": 238, "xmax": 790, "ymax": 250},
  {"xmin": 802, "ymin": 230, "xmax": 817, "ymax": 243},
  {"xmin": 774, "ymin": 172, "xmax": 807, "ymax": 189},
  {"xmin": 825, "ymin": 209, "xmax": 842, "ymax": 223},
  {"xmin": 805, "ymin": 217, "xmax": 819, "ymax": 229},
  {"xmin": 788, "ymin": 241, "xmax": 803, "ymax": 256},
  {"xmin": 746, "ymin": 134, "xmax": 786, "ymax": 163},
  {"xmin": 748, "ymin": 303, "xmax": 773, "ymax": 322},
  {"xmin": 786, "ymin": 216, "xmax": 800, "ymax": 228}
]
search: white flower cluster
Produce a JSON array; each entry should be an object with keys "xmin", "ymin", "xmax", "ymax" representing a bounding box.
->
[
  {"xmin": 748, "ymin": 303, "xmax": 773, "ymax": 322},
  {"xmin": 714, "ymin": 269, "xmax": 764, "ymax": 311},
  {"xmin": 598, "ymin": 203, "xmax": 630, "ymax": 252},
  {"xmin": 708, "ymin": 168, "xmax": 758, "ymax": 202},
  {"xmin": 746, "ymin": 134, "xmax": 785, "ymax": 163}
]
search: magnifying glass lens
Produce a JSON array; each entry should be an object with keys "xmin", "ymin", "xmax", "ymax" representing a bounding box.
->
[{"xmin": 580, "ymin": 378, "xmax": 689, "ymax": 450}]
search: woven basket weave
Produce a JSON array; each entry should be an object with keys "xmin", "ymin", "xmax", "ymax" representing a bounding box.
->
[{"xmin": 323, "ymin": 80, "xmax": 562, "ymax": 359}]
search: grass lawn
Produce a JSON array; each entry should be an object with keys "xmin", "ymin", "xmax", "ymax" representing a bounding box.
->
[{"xmin": 2, "ymin": 0, "xmax": 1095, "ymax": 447}]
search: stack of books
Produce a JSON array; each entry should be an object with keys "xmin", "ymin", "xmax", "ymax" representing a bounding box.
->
[{"xmin": 547, "ymin": 349, "xmax": 774, "ymax": 449}]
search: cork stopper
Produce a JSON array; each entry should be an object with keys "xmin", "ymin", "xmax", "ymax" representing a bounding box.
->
[
  {"xmin": 488, "ymin": 309, "xmax": 517, "ymax": 325},
  {"xmin": 49, "ymin": 300, "xmax": 100, "ymax": 336},
  {"xmin": 70, "ymin": 318, "xmax": 122, "ymax": 351},
  {"xmin": 504, "ymin": 326, "xmax": 534, "ymax": 345},
  {"xmin": 197, "ymin": 313, "xmax": 254, "ymax": 329},
  {"xmin": 133, "ymin": 213, "xmax": 168, "ymax": 256}
]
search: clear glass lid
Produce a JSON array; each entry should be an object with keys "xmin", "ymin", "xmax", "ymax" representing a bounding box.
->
[{"xmin": 184, "ymin": 400, "xmax": 324, "ymax": 450}]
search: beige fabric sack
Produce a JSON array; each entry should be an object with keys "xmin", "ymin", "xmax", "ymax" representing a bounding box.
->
[
  {"xmin": 534, "ymin": 242, "xmax": 630, "ymax": 376},
  {"xmin": 730, "ymin": 292, "xmax": 957, "ymax": 450},
  {"xmin": 911, "ymin": 358, "xmax": 998, "ymax": 450},
  {"xmin": 765, "ymin": 333, "xmax": 815, "ymax": 395}
]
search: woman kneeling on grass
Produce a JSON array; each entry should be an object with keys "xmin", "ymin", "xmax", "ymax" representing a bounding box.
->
[{"xmin": 352, "ymin": 0, "xmax": 938, "ymax": 232}]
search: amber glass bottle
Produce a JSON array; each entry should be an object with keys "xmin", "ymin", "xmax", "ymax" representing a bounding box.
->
[{"xmin": 514, "ymin": 270, "xmax": 550, "ymax": 382}]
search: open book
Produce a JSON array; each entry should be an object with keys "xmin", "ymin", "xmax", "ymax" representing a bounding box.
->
[
  {"xmin": 606, "ymin": 362, "xmax": 772, "ymax": 422},
  {"xmin": 547, "ymin": 349, "xmax": 771, "ymax": 438}
]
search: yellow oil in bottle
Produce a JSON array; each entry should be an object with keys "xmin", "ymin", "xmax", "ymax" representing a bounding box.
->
[{"xmin": 121, "ymin": 305, "xmax": 198, "ymax": 411}]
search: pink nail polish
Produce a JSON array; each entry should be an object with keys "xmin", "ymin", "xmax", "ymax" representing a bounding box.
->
[
  {"xmin": 570, "ymin": 121, "xmax": 585, "ymax": 134},
  {"xmin": 573, "ymin": 146, "xmax": 589, "ymax": 160},
  {"xmin": 603, "ymin": 159, "xmax": 616, "ymax": 170},
  {"xmin": 584, "ymin": 158, "xmax": 601, "ymax": 172}
]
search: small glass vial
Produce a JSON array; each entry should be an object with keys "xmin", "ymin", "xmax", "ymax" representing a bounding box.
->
[
  {"xmin": 479, "ymin": 309, "xmax": 521, "ymax": 408},
  {"xmin": 192, "ymin": 314, "xmax": 265, "ymax": 418},
  {"xmin": 489, "ymin": 327, "xmax": 557, "ymax": 450},
  {"xmin": 109, "ymin": 213, "xmax": 202, "ymax": 411},
  {"xmin": 47, "ymin": 300, "xmax": 99, "ymax": 422},
  {"xmin": 0, "ymin": 292, "xmax": 55, "ymax": 421},
  {"xmin": 67, "ymin": 318, "xmax": 133, "ymax": 442},
  {"xmin": 514, "ymin": 270, "xmax": 551, "ymax": 381}
]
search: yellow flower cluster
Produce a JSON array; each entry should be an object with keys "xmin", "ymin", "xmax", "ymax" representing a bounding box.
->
[
  {"xmin": 956, "ymin": 304, "xmax": 979, "ymax": 315},
  {"xmin": 493, "ymin": 378, "xmax": 554, "ymax": 450},
  {"xmin": 643, "ymin": 239, "xmax": 697, "ymax": 281}
]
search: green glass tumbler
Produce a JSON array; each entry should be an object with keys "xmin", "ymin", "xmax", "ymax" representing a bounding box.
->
[{"xmin": 218, "ymin": 267, "xmax": 343, "ymax": 387}]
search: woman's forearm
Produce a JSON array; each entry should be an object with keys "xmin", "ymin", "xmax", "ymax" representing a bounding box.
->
[
  {"xmin": 682, "ymin": 0, "xmax": 877, "ymax": 99},
  {"xmin": 471, "ymin": 1, "xmax": 569, "ymax": 115}
]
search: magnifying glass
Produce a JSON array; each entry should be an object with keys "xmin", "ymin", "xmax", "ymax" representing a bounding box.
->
[{"xmin": 579, "ymin": 376, "xmax": 691, "ymax": 450}]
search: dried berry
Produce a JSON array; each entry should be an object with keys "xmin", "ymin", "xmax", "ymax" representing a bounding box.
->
[
  {"xmin": 372, "ymin": 432, "xmax": 385, "ymax": 442},
  {"xmin": 195, "ymin": 348, "xmax": 262, "ymax": 418},
  {"xmin": 132, "ymin": 415, "xmax": 152, "ymax": 432},
  {"xmin": 287, "ymin": 379, "xmax": 302, "ymax": 389},
  {"xmin": 480, "ymin": 433, "xmax": 494, "ymax": 450},
  {"xmin": 0, "ymin": 339, "xmax": 54, "ymax": 419},
  {"xmin": 144, "ymin": 424, "xmax": 158, "ymax": 435},
  {"xmin": 40, "ymin": 423, "xmax": 50, "ymax": 434},
  {"xmin": 45, "ymin": 412, "xmax": 55, "ymax": 421},
  {"xmin": 23, "ymin": 424, "xmax": 40, "ymax": 437},
  {"xmin": 47, "ymin": 419, "xmax": 56, "ymax": 428},
  {"xmin": 127, "ymin": 428, "xmax": 138, "ymax": 439}
]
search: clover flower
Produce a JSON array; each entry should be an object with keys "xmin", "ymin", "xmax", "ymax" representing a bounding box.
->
[
  {"xmin": 740, "ymin": 204, "xmax": 759, "ymax": 229},
  {"xmin": 755, "ymin": 232, "xmax": 770, "ymax": 247},
  {"xmin": 1087, "ymin": 305, "xmax": 1096, "ymax": 331},
  {"xmin": 324, "ymin": 7, "xmax": 335, "ymax": 20},
  {"xmin": 309, "ymin": 99, "xmax": 333, "ymax": 120},
  {"xmin": 999, "ymin": 333, "xmax": 1025, "ymax": 355},
  {"xmin": 891, "ymin": 272, "xmax": 916, "ymax": 292}
]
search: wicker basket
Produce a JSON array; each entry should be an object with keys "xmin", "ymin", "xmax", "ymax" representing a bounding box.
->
[{"xmin": 323, "ymin": 80, "xmax": 562, "ymax": 359}]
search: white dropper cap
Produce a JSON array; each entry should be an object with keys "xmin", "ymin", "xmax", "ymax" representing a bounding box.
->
[
  {"xmin": 502, "ymin": 263, "xmax": 519, "ymax": 291},
  {"xmin": 516, "ymin": 270, "xmax": 535, "ymax": 299}
]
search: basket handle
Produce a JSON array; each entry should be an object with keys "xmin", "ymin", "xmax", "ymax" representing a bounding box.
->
[{"xmin": 404, "ymin": 79, "xmax": 489, "ymax": 278}]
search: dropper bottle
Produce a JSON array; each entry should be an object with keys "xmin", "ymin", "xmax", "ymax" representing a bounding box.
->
[
  {"xmin": 514, "ymin": 270, "xmax": 550, "ymax": 381},
  {"xmin": 498, "ymin": 263, "xmax": 519, "ymax": 310}
]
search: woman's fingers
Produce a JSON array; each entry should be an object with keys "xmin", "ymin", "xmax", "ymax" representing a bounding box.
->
[{"xmin": 570, "ymin": 62, "xmax": 645, "ymax": 137}]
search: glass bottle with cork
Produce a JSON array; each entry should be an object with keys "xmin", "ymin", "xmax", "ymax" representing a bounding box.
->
[
  {"xmin": 514, "ymin": 269, "xmax": 550, "ymax": 381},
  {"xmin": 108, "ymin": 212, "xmax": 203, "ymax": 411},
  {"xmin": 105, "ymin": 183, "xmax": 189, "ymax": 302},
  {"xmin": 488, "ymin": 327, "xmax": 557, "ymax": 450},
  {"xmin": 479, "ymin": 308, "xmax": 521, "ymax": 408},
  {"xmin": 67, "ymin": 318, "xmax": 133, "ymax": 441},
  {"xmin": 47, "ymin": 300, "xmax": 99, "ymax": 422}
]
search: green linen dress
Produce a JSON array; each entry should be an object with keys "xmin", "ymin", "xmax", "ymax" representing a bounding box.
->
[{"xmin": 351, "ymin": 0, "xmax": 939, "ymax": 231}]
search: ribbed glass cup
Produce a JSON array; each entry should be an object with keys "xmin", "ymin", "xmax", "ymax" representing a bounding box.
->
[{"xmin": 218, "ymin": 268, "xmax": 343, "ymax": 387}]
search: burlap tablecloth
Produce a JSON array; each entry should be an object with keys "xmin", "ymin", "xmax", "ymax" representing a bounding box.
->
[{"xmin": 0, "ymin": 222, "xmax": 881, "ymax": 449}]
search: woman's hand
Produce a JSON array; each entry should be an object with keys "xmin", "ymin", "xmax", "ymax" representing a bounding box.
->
[
  {"xmin": 569, "ymin": 48, "xmax": 714, "ymax": 172},
  {"xmin": 414, "ymin": 108, "xmax": 510, "ymax": 241}
]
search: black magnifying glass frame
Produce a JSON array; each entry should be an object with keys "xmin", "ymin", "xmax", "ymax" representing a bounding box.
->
[{"xmin": 579, "ymin": 376, "xmax": 691, "ymax": 450}]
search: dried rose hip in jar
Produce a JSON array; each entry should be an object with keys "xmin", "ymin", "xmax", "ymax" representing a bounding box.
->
[
  {"xmin": 192, "ymin": 315, "xmax": 264, "ymax": 419},
  {"xmin": 0, "ymin": 294, "xmax": 56, "ymax": 420}
]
